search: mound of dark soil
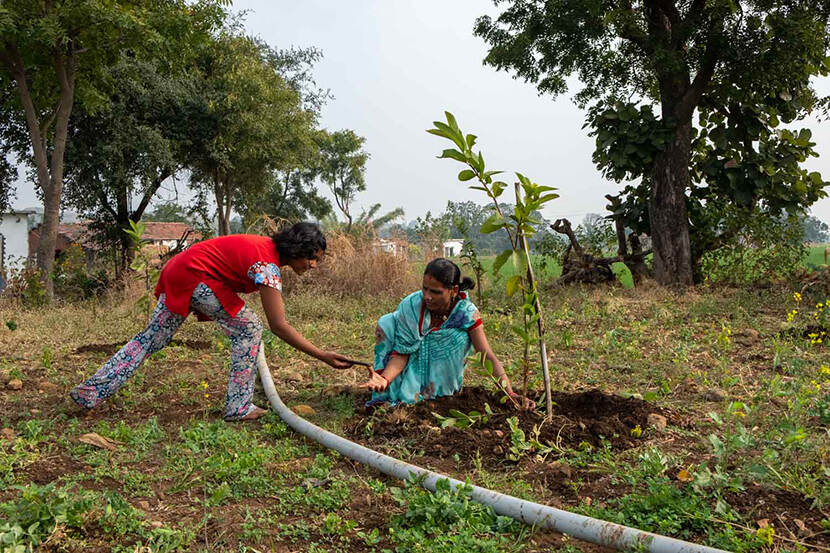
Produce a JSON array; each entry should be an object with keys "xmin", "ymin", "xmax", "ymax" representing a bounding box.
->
[{"xmin": 346, "ymin": 386, "xmax": 681, "ymax": 464}]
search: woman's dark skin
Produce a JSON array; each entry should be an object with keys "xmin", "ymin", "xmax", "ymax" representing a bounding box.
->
[
  {"xmin": 248, "ymin": 248, "xmax": 352, "ymax": 420},
  {"xmin": 361, "ymin": 273, "xmax": 536, "ymax": 409}
]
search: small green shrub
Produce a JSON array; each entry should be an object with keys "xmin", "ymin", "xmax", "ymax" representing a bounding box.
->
[{"xmin": 0, "ymin": 483, "xmax": 93, "ymax": 551}]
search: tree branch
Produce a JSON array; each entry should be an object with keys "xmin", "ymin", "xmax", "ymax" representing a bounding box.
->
[
  {"xmin": 3, "ymin": 43, "xmax": 51, "ymax": 192},
  {"xmin": 274, "ymin": 170, "xmax": 294, "ymax": 217},
  {"xmin": 551, "ymin": 219, "xmax": 584, "ymax": 256},
  {"xmin": 617, "ymin": 0, "xmax": 655, "ymax": 55},
  {"xmin": 677, "ymin": 0, "xmax": 708, "ymax": 45},
  {"xmin": 132, "ymin": 167, "xmax": 173, "ymax": 222},
  {"xmin": 653, "ymin": 0, "xmax": 680, "ymax": 25},
  {"xmin": 675, "ymin": 25, "xmax": 720, "ymax": 120},
  {"xmin": 98, "ymin": 185, "xmax": 117, "ymax": 220}
]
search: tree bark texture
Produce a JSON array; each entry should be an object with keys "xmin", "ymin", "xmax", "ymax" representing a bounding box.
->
[{"xmin": 649, "ymin": 120, "xmax": 694, "ymax": 286}]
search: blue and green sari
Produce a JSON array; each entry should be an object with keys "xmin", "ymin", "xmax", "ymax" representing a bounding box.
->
[{"xmin": 369, "ymin": 291, "xmax": 481, "ymax": 406}]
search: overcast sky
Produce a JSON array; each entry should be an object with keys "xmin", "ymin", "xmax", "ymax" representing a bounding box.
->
[{"xmin": 11, "ymin": 0, "xmax": 830, "ymax": 225}]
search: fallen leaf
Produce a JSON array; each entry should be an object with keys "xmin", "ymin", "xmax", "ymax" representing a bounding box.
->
[
  {"xmin": 793, "ymin": 519, "xmax": 809, "ymax": 536},
  {"xmin": 78, "ymin": 432, "xmax": 122, "ymax": 451}
]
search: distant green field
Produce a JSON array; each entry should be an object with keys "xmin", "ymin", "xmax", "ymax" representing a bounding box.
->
[
  {"xmin": 807, "ymin": 244, "xmax": 829, "ymax": 267},
  {"xmin": 476, "ymin": 254, "xmax": 635, "ymax": 288},
  {"xmin": 462, "ymin": 245, "xmax": 829, "ymax": 290}
]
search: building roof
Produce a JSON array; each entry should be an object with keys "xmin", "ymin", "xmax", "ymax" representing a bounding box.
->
[
  {"xmin": 56, "ymin": 223, "xmax": 92, "ymax": 242},
  {"xmin": 1, "ymin": 209, "xmax": 36, "ymax": 216},
  {"xmin": 42, "ymin": 221, "xmax": 201, "ymax": 244},
  {"xmin": 140, "ymin": 222, "xmax": 202, "ymax": 241}
]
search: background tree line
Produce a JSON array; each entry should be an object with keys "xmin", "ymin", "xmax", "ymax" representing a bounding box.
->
[{"xmin": 0, "ymin": 0, "xmax": 371, "ymax": 300}]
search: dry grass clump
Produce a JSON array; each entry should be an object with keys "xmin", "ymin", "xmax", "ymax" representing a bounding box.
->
[{"xmin": 286, "ymin": 231, "xmax": 419, "ymax": 299}]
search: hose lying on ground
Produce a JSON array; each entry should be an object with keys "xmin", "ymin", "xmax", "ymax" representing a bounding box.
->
[{"xmin": 256, "ymin": 345, "xmax": 730, "ymax": 553}]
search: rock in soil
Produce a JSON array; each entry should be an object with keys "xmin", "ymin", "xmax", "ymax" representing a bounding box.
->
[
  {"xmin": 647, "ymin": 413, "xmax": 668, "ymax": 432},
  {"xmin": 6, "ymin": 379, "xmax": 22, "ymax": 391},
  {"xmin": 702, "ymin": 388, "xmax": 726, "ymax": 402},
  {"xmin": 38, "ymin": 380, "xmax": 59, "ymax": 393},
  {"xmin": 0, "ymin": 428, "xmax": 15, "ymax": 440},
  {"xmin": 293, "ymin": 404, "xmax": 316, "ymax": 416},
  {"xmin": 322, "ymin": 385, "xmax": 351, "ymax": 397},
  {"xmin": 736, "ymin": 328, "xmax": 761, "ymax": 345},
  {"xmin": 282, "ymin": 371, "xmax": 304, "ymax": 383}
]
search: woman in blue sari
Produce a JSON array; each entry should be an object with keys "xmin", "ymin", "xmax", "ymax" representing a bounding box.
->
[{"xmin": 361, "ymin": 258, "xmax": 533, "ymax": 408}]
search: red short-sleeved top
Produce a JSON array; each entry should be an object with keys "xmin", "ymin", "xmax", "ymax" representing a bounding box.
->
[{"xmin": 154, "ymin": 234, "xmax": 281, "ymax": 319}]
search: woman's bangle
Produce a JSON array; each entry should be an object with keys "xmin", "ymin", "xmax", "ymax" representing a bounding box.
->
[{"xmin": 379, "ymin": 372, "xmax": 390, "ymax": 389}]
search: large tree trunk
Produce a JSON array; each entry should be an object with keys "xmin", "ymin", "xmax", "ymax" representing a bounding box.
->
[
  {"xmin": 8, "ymin": 46, "xmax": 76, "ymax": 301},
  {"xmin": 214, "ymin": 172, "xmax": 231, "ymax": 236},
  {"xmin": 642, "ymin": 1, "xmax": 719, "ymax": 287},
  {"xmin": 116, "ymin": 184, "xmax": 134, "ymax": 274},
  {"xmin": 650, "ymin": 120, "xmax": 694, "ymax": 286}
]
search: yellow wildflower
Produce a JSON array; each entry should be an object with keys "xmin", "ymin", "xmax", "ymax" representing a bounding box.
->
[{"xmin": 793, "ymin": 292, "xmax": 802, "ymax": 302}]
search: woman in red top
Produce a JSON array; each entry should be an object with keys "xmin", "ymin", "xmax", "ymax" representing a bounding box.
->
[{"xmin": 69, "ymin": 222, "xmax": 353, "ymax": 420}]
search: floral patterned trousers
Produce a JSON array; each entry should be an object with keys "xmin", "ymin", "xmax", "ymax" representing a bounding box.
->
[{"xmin": 69, "ymin": 283, "xmax": 264, "ymax": 420}]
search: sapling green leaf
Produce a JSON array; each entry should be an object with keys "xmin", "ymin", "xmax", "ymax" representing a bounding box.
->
[
  {"xmin": 505, "ymin": 275, "xmax": 522, "ymax": 297},
  {"xmin": 439, "ymin": 149, "xmax": 466, "ymax": 163},
  {"xmin": 458, "ymin": 169, "xmax": 476, "ymax": 181},
  {"xmin": 492, "ymin": 250, "xmax": 511, "ymax": 275}
]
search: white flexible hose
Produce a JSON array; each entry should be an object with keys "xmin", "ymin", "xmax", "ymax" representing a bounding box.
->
[{"xmin": 257, "ymin": 345, "xmax": 730, "ymax": 553}]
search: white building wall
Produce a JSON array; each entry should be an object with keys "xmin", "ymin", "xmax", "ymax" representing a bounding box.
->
[
  {"xmin": 0, "ymin": 213, "xmax": 31, "ymax": 273},
  {"xmin": 443, "ymin": 239, "xmax": 465, "ymax": 257}
]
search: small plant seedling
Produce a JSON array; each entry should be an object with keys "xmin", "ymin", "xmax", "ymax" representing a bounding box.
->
[{"xmin": 432, "ymin": 403, "xmax": 494, "ymax": 429}]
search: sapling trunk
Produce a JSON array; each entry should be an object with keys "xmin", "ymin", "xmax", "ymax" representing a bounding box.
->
[
  {"xmin": 428, "ymin": 112, "xmax": 558, "ymax": 419},
  {"xmin": 515, "ymin": 182, "xmax": 553, "ymax": 419}
]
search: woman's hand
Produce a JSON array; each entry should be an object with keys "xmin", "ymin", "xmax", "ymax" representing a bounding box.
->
[
  {"xmin": 508, "ymin": 390, "xmax": 537, "ymax": 410},
  {"xmin": 319, "ymin": 351, "xmax": 354, "ymax": 370},
  {"xmin": 359, "ymin": 368, "xmax": 389, "ymax": 392},
  {"xmin": 500, "ymin": 379, "xmax": 536, "ymax": 411}
]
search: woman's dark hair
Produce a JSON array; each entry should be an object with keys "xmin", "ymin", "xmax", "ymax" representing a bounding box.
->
[
  {"xmin": 424, "ymin": 258, "xmax": 475, "ymax": 291},
  {"xmin": 272, "ymin": 222, "xmax": 326, "ymax": 261}
]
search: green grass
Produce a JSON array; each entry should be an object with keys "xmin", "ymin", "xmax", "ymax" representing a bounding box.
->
[
  {"xmin": 807, "ymin": 244, "xmax": 829, "ymax": 267},
  {"xmin": 0, "ymin": 270, "xmax": 828, "ymax": 552}
]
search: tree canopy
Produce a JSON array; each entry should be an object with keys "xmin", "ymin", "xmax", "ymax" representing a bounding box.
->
[
  {"xmin": 0, "ymin": 0, "xmax": 228, "ymax": 297},
  {"xmin": 187, "ymin": 32, "xmax": 320, "ymax": 235},
  {"xmin": 317, "ymin": 129, "xmax": 369, "ymax": 231},
  {"xmin": 476, "ymin": 0, "xmax": 830, "ymax": 284}
]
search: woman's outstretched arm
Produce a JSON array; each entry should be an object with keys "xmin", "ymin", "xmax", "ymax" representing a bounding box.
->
[
  {"xmin": 468, "ymin": 325, "xmax": 536, "ymax": 409},
  {"xmin": 361, "ymin": 352, "xmax": 408, "ymax": 391},
  {"xmin": 260, "ymin": 286, "xmax": 352, "ymax": 369}
]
